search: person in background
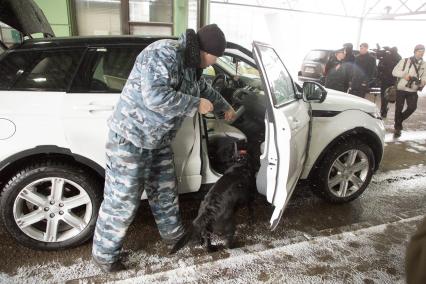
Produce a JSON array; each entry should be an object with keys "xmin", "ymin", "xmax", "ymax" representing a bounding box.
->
[
  {"xmin": 406, "ymin": 216, "xmax": 426, "ymax": 284},
  {"xmin": 350, "ymin": 42, "xmax": 377, "ymax": 98},
  {"xmin": 325, "ymin": 48, "xmax": 350, "ymax": 92},
  {"xmin": 343, "ymin": 43, "xmax": 355, "ymax": 63},
  {"xmin": 392, "ymin": 44, "xmax": 426, "ymax": 138},
  {"xmin": 377, "ymin": 46, "xmax": 401, "ymax": 118}
]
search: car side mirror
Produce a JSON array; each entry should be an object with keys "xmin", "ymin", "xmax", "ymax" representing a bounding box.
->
[{"xmin": 302, "ymin": 81, "xmax": 327, "ymax": 103}]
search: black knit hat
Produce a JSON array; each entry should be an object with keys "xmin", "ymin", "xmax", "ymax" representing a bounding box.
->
[{"xmin": 197, "ymin": 24, "xmax": 226, "ymax": 57}]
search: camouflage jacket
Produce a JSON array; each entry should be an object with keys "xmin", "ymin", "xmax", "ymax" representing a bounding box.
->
[{"xmin": 108, "ymin": 33, "xmax": 231, "ymax": 149}]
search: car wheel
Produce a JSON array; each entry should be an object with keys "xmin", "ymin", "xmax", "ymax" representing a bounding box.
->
[
  {"xmin": 1, "ymin": 161, "xmax": 102, "ymax": 250},
  {"xmin": 314, "ymin": 139, "xmax": 375, "ymax": 203}
]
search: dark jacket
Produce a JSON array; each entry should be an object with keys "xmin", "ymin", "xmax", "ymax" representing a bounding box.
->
[
  {"xmin": 378, "ymin": 52, "xmax": 401, "ymax": 86},
  {"xmin": 406, "ymin": 216, "xmax": 426, "ymax": 284},
  {"xmin": 325, "ymin": 60, "xmax": 350, "ymax": 92},
  {"xmin": 324, "ymin": 55, "xmax": 338, "ymax": 76},
  {"xmin": 343, "ymin": 47, "xmax": 355, "ymax": 63},
  {"xmin": 351, "ymin": 53, "xmax": 377, "ymax": 90}
]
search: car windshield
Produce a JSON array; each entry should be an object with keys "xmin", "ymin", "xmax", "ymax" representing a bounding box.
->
[
  {"xmin": 217, "ymin": 55, "xmax": 260, "ymax": 79},
  {"xmin": 304, "ymin": 50, "xmax": 329, "ymax": 63}
]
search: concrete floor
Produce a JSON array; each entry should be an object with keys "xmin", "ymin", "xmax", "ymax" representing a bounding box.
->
[{"xmin": 0, "ymin": 94, "xmax": 426, "ymax": 283}]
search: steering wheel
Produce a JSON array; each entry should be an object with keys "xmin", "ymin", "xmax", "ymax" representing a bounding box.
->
[
  {"xmin": 224, "ymin": 88, "xmax": 254, "ymax": 124},
  {"xmin": 212, "ymin": 73, "xmax": 228, "ymax": 92},
  {"xmin": 231, "ymin": 88, "xmax": 251, "ymax": 107}
]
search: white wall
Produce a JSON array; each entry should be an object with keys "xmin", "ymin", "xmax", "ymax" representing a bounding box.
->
[
  {"xmin": 361, "ymin": 20, "xmax": 425, "ymax": 58},
  {"xmin": 210, "ymin": 3, "xmax": 423, "ymax": 79}
]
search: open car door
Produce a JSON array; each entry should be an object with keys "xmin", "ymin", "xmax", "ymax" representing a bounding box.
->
[{"xmin": 253, "ymin": 41, "xmax": 309, "ymax": 230}]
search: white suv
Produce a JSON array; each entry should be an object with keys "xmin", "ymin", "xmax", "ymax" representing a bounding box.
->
[{"xmin": 0, "ymin": 12, "xmax": 385, "ymax": 250}]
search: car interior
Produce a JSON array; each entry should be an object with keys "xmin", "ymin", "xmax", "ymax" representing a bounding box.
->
[{"xmin": 202, "ymin": 54, "xmax": 267, "ymax": 174}]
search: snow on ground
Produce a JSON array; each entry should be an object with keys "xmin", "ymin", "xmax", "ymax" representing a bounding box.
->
[
  {"xmin": 406, "ymin": 141, "xmax": 426, "ymax": 152},
  {"xmin": 0, "ymin": 166, "xmax": 425, "ymax": 283},
  {"xmin": 384, "ymin": 130, "xmax": 426, "ymax": 143},
  {"xmin": 117, "ymin": 216, "xmax": 422, "ymax": 284}
]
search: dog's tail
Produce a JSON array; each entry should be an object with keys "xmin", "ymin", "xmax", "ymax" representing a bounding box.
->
[{"xmin": 169, "ymin": 224, "xmax": 198, "ymax": 254}]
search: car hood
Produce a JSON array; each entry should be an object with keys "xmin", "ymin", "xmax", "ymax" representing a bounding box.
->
[
  {"xmin": 0, "ymin": 0, "xmax": 54, "ymax": 37},
  {"xmin": 312, "ymin": 88, "xmax": 377, "ymax": 113}
]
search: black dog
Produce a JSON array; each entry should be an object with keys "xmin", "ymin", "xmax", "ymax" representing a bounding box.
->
[{"xmin": 170, "ymin": 145, "xmax": 258, "ymax": 254}]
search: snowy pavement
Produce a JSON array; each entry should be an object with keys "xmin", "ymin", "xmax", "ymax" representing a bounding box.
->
[
  {"xmin": 0, "ymin": 163, "xmax": 425, "ymax": 283},
  {"xmin": 117, "ymin": 216, "xmax": 422, "ymax": 284}
]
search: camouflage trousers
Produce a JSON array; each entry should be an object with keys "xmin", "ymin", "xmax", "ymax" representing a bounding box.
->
[{"xmin": 92, "ymin": 131, "xmax": 185, "ymax": 264}]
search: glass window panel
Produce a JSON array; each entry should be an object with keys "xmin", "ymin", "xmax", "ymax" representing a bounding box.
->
[
  {"xmin": 258, "ymin": 45, "xmax": 295, "ymax": 105},
  {"xmin": 88, "ymin": 47, "xmax": 144, "ymax": 92},
  {"xmin": 130, "ymin": 25, "xmax": 172, "ymax": 36},
  {"xmin": 13, "ymin": 49, "xmax": 84, "ymax": 91},
  {"xmin": 0, "ymin": 51, "xmax": 38, "ymax": 89},
  {"xmin": 187, "ymin": 0, "xmax": 198, "ymax": 31},
  {"xmin": 304, "ymin": 50, "xmax": 330, "ymax": 63},
  {"xmin": 129, "ymin": 0, "xmax": 172, "ymax": 23},
  {"xmin": 203, "ymin": 65, "xmax": 216, "ymax": 76},
  {"xmin": 0, "ymin": 23, "xmax": 22, "ymax": 47},
  {"xmin": 217, "ymin": 55, "xmax": 260, "ymax": 78},
  {"xmin": 74, "ymin": 0, "xmax": 121, "ymax": 36}
]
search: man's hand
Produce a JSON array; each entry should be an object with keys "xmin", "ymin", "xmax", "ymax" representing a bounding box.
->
[
  {"xmin": 224, "ymin": 107, "xmax": 237, "ymax": 121},
  {"xmin": 198, "ymin": 98, "xmax": 213, "ymax": 114},
  {"xmin": 405, "ymin": 75, "xmax": 411, "ymax": 81}
]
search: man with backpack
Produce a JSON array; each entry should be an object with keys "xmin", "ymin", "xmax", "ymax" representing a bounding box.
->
[{"xmin": 392, "ymin": 44, "xmax": 426, "ymax": 138}]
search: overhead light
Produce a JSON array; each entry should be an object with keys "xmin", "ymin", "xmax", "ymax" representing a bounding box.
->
[{"xmin": 33, "ymin": 78, "xmax": 47, "ymax": 82}]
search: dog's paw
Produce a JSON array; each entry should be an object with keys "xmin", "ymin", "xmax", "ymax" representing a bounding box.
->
[
  {"xmin": 227, "ymin": 240, "xmax": 245, "ymax": 249},
  {"xmin": 247, "ymin": 218, "xmax": 255, "ymax": 226},
  {"xmin": 207, "ymin": 244, "xmax": 219, "ymax": 253}
]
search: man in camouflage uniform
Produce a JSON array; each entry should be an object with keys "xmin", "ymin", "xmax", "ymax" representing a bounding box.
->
[{"xmin": 92, "ymin": 24, "xmax": 236, "ymax": 272}]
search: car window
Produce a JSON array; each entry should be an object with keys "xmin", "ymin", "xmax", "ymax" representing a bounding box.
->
[
  {"xmin": 217, "ymin": 55, "xmax": 259, "ymax": 78},
  {"xmin": 0, "ymin": 51, "xmax": 38, "ymax": 90},
  {"xmin": 304, "ymin": 50, "xmax": 329, "ymax": 63},
  {"xmin": 12, "ymin": 49, "xmax": 84, "ymax": 91},
  {"xmin": 203, "ymin": 65, "xmax": 216, "ymax": 76},
  {"xmin": 88, "ymin": 47, "xmax": 143, "ymax": 93},
  {"xmin": 257, "ymin": 45, "xmax": 295, "ymax": 106}
]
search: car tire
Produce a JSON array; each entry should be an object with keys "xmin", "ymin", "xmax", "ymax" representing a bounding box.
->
[
  {"xmin": 1, "ymin": 161, "xmax": 102, "ymax": 250},
  {"xmin": 314, "ymin": 139, "xmax": 375, "ymax": 203}
]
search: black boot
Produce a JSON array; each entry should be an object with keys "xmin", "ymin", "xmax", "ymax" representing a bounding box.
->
[{"xmin": 394, "ymin": 129, "xmax": 401, "ymax": 138}]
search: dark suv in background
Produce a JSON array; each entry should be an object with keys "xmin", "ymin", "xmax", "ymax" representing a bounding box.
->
[
  {"xmin": 298, "ymin": 49, "xmax": 362, "ymax": 84},
  {"xmin": 298, "ymin": 49, "xmax": 333, "ymax": 83}
]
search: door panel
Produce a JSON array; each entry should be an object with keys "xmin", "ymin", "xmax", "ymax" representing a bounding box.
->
[
  {"xmin": 63, "ymin": 46, "xmax": 202, "ymax": 195},
  {"xmin": 62, "ymin": 92, "xmax": 202, "ymax": 195},
  {"xmin": 253, "ymin": 42, "xmax": 310, "ymax": 229}
]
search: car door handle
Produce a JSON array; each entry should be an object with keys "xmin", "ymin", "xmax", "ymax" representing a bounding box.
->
[{"xmin": 75, "ymin": 104, "xmax": 114, "ymax": 112}]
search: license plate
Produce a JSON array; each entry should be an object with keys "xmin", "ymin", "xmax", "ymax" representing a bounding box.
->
[{"xmin": 305, "ymin": 67, "xmax": 315, "ymax": 73}]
